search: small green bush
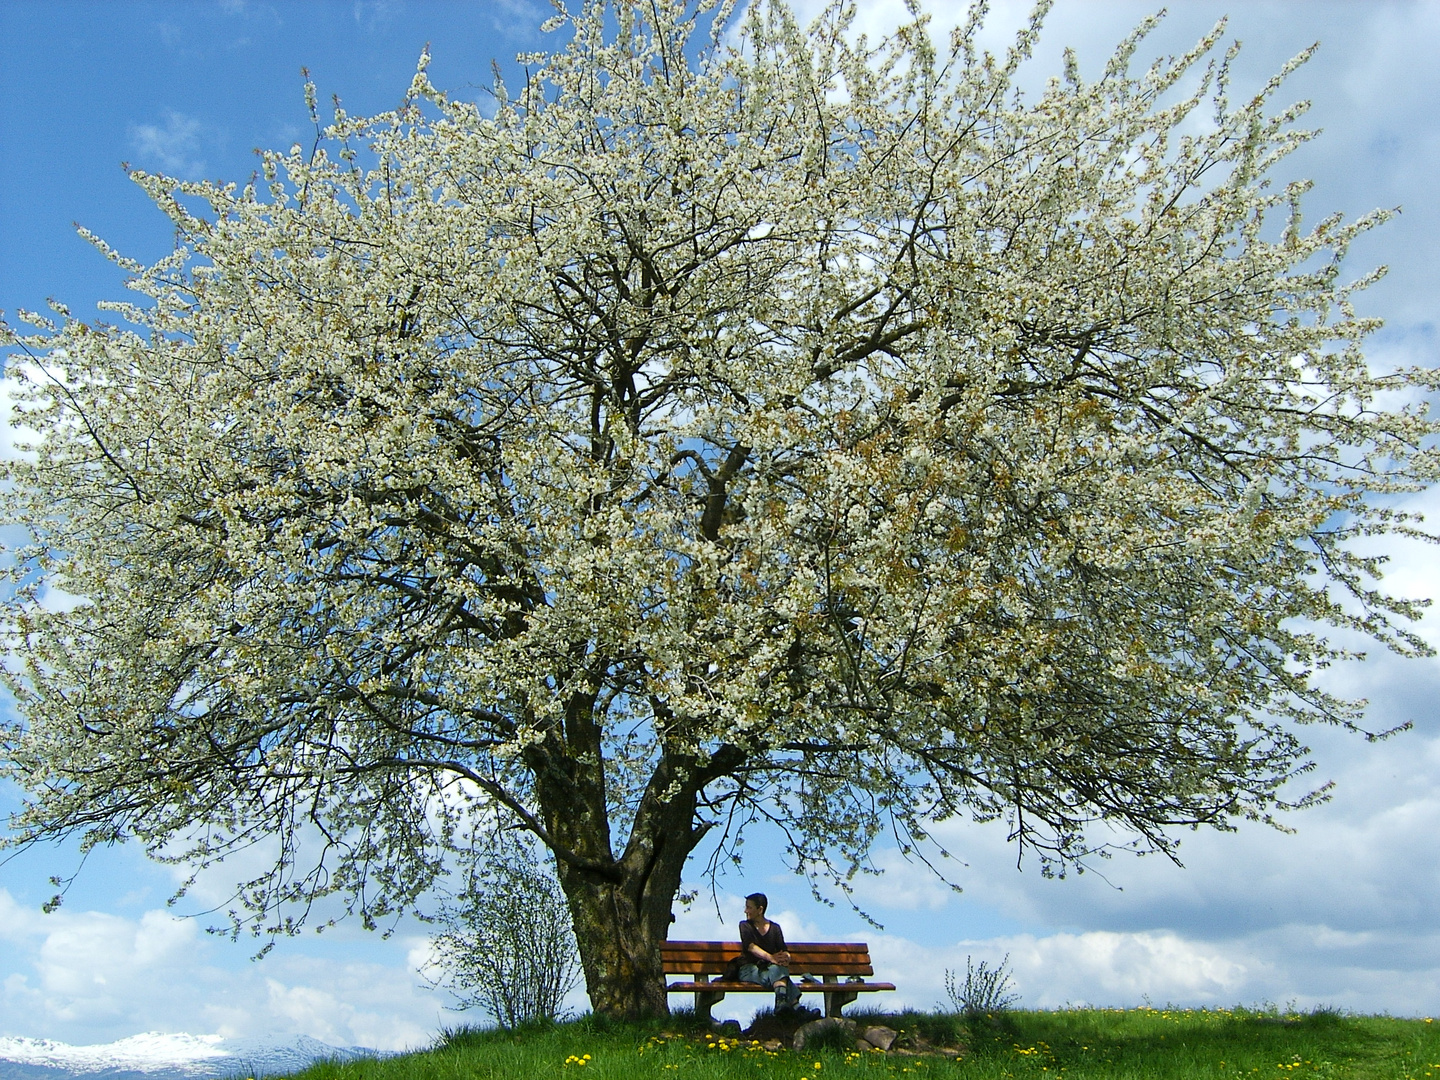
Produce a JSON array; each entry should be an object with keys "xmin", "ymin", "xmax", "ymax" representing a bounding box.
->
[{"xmin": 946, "ymin": 954, "xmax": 1020, "ymax": 1019}]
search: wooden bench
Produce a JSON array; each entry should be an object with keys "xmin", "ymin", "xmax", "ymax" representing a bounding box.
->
[{"xmin": 663, "ymin": 940, "xmax": 895, "ymax": 1019}]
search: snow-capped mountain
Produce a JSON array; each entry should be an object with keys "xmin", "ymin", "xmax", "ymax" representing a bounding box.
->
[{"xmin": 0, "ymin": 1033, "xmax": 378, "ymax": 1080}]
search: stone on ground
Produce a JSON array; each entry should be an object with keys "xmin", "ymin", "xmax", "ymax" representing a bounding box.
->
[{"xmin": 791, "ymin": 1017, "xmax": 856, "ymax": 1052}]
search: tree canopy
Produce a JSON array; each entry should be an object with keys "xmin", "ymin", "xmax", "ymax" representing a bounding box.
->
[{"xmin": 3, "ymin": 0, "xmax": 1437, "ymax": 1019}]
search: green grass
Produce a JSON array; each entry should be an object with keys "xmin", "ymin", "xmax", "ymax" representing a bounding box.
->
[{"xmin": 285, "ymin": 1005, "xmax": 1440, "ymax": 1080}]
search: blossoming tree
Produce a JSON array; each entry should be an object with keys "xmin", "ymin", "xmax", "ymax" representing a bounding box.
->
[{"xmin": 3, "ymin": 0, "xmax": 1437, "ymax": 1019}]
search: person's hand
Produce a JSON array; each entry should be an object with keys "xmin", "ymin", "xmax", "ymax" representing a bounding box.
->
[{"xmin": 774, "ymin": 950, "xmax": 790, "ymax": 965}]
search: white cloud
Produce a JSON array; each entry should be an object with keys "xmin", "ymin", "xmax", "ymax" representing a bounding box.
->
[
  {"xmin": 261, "ymin": 971, "xmax": 429, "ymax": 1052},
  {"xmin": 855, "ymin": 924, "xmax": 1440, "ymax": 1016},
  {"xmin": 352, "ymin": 1, "xmax": 400, "ymax": 33},
  {"xmin": 128, "ymin": 110, "xmax": 207, "ymax": 179},
  {"xmin": 0, "ymin": 890, "xmax": 444, "ymax": 1049},
  {"xmin": 216, "ymin": 0, "xmax": 280, "ymax": 18},
  {"xmin": 1000, "ymin": 931, "xmax": 1249, "ymax": 1007},
  {"xmin": 840, "ymin": 849, "xmax": 962, "ymax": 913},
  {"xmin": 483, "ymin": 0, "xmax": 547, "ymax": 34},
  {"xmin": 0, "ymin": 898, "xmax": 201, "ymax": 1028},
  {"xmin": 866, "ymin": 930, "xmax": 1250, "ymax": 1012},
  {"xmin": 916, "ymin": 732, "xmax": 1440, "ymax": 937}
]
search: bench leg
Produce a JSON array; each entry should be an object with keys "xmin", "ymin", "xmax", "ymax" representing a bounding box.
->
[
  {"xmin": 691, "ymin": 979, "xmax": 725, "ymax": 1025},
  {"xmin": 693, "ymin": 984, "xmax": 725, "ymax": 1022},
  {"xmin": 821, "ymin": 983, "xmax": 859, "ymax": 1018}
]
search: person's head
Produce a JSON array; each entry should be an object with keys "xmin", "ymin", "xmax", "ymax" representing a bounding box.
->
[{"xmin": 744, "ymin": 892, "xmax": 768, "ymax": 921}]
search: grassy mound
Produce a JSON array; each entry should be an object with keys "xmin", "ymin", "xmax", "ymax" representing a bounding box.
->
[{"xmin": 288, "ymin": 1005, "xmax": 1438, "ymax": 1080}]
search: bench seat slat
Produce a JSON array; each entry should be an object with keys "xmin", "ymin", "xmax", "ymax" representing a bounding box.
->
[
  {"xmin": 664, "ymin": 942, "xmax": 870, "ymax": 952},
  {"xmin": 667, "ymin": 981, "xmax": 896, "ymax": 992},
  {"xmin": 660, "ymin": 956, "xmax": 878, "ymax": 963},
  {"xmin": 665, "ymin": 973, "xmax": 875, "ymax": 979},
  {"xmin": 666, "ymin": 965, "xmax": 875, "ymax": 975}
]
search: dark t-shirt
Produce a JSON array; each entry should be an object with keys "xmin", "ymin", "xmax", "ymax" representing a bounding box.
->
[{"xmin": 739, "ymin": 918, "xmax": 786, "ymax": 962}]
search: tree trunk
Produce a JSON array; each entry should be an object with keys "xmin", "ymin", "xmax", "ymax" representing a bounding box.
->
[
  {"xmin": 555, "ymin": 863, "xmax": 675, "ymax": 1020},
  {"xmin": 531, "ymin": 724, "xmax": 741, "ymax": 1020}
]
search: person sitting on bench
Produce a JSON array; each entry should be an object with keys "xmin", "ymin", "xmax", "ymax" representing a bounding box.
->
[{"xmin": 738, "ymin": 892, "xmax": 802, "ymax": 1010}]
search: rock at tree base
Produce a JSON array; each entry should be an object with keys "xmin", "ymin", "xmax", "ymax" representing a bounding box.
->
[
  {"xmin": 792, "ymin": 1017, "xmax": 856, "ymax": 1052},
  {"xmin": 862, "ymin": 1026, "xmax": 898, "ymax": 1051}
]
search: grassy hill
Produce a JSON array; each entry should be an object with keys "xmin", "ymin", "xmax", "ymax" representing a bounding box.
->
[{"xmin": 288, "ymin": 1005, "xmax": 1438, "ymax": 1080}]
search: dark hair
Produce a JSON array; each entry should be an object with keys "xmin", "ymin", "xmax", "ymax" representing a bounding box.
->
[{"xmin": 745, "ymin": 892, "xmax": 768, "ymax": 912}]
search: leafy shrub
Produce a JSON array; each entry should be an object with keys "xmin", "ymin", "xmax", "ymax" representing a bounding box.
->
[
  {"xmin": 424, "ymin": 840, "xmax": 582, "ymax": 1028},
  {"xmin": 945, "ymin": 954, "xmax": 1020, "ymax": 1019}
]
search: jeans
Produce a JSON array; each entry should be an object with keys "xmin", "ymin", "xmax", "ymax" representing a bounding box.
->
[{"xmin": 738, "ymin": 961, "xmax": 801, "ymax": 1007}]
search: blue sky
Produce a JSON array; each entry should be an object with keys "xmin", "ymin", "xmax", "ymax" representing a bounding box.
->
[{"xmin": 2, "ymin": 0, "xmax": 1439, "ymax": 1051}]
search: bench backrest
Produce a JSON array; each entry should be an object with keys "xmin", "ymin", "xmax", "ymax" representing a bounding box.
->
[{"xmin": 662, "ymin": 941, "xmax": 874, "ymax": 977}]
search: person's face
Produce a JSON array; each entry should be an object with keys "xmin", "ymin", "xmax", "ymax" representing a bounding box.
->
[{"xmin": 744, "ymin": 899, "xmax": 764, "ymax": 923}]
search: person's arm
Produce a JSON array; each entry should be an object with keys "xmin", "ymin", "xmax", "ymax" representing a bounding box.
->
[
  {"xmin": 769, "ymin": 922, "xmax": 790, "ymax": 967},
  {"xmin": 741, "ymin": 921, "xmax": 778, "ymax": 964}
]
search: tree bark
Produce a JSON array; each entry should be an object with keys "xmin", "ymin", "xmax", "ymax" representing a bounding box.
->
[
  {"xmin": 554, "ymin": 863, "xmax": 675, "ymax": 1020},
  {"xmin": 530, "ymin": 723, "xmax": 743, "ymax": 1020}
]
